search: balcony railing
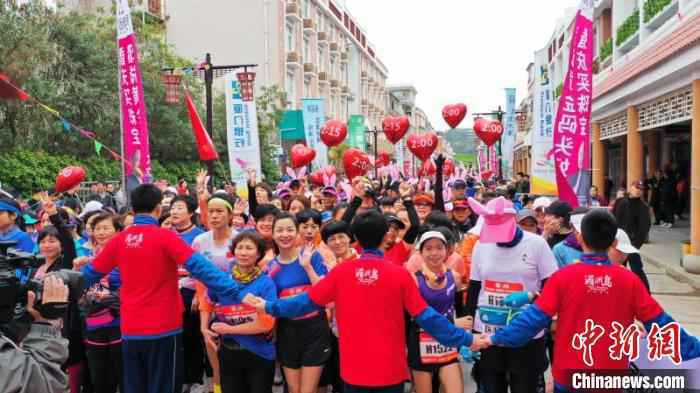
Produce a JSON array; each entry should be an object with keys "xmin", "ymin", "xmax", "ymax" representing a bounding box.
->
[
  {"xmin": 286, "ymin": 51, "xmax": 301, "ymax": 68},
  {"xmin": 303, "ymin": 18, "xmax": 315, "ymax": 33},
  {"xmin": 286, "ymin": 2, "xmax": 301, "ymax": 22},
  {"xmin": 317, "ymin": 31, "xmax": 328, "ymax": 44},
  {"xmin": 318, "ymin": 71, "xmax": 329, "ymax": 83},
  {"xmin": 644, "ymin": 0, "xmax": 677, "ymax": 30},
  {"xmin": 303, "ymin": 63, "xmax": 316, "ymax": 74}
]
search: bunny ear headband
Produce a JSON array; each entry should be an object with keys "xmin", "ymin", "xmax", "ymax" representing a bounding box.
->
[{"xmin": 285, "ymin": 167, "xmax": 307, "ymax": 180}]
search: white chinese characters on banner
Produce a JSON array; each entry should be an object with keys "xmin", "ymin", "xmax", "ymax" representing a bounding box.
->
[{"xmin": 225, "ymin": 73, "xmax": 261, "ymax": 195}]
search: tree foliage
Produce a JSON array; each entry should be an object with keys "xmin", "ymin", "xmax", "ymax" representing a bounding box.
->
[{"xmin": 0, "ymin": 2, "xmax": 280, "ymax": 193}]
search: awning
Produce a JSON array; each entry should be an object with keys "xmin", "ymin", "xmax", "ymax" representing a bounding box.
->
[{"xmin": 280, "ymin": 110, "xmax": 305, "ymax": 141}]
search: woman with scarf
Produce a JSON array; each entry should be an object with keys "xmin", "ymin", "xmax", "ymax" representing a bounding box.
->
[
  {"xmin": 266, "ymin": 212, "xmax": 330, "ymax": 393},
  {"xmin": 205, "ymin": 232, "xmax": 278, "ymax": 393},
  {"xmin": 408, "ymin": 230, "xmax": 467, "ymax": 393},
  {"xmin": 196, "ymin": 193, "xmax": 240, "ymax": 393},
  {"xmin": 464, "ymin": 197, "xmax": 558, "ymax": 393}
]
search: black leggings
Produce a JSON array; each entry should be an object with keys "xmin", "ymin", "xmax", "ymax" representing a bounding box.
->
[
  {"xmin": 478, "ymin": 337, "xmax": 548, "ymax": 393},
  {"xmin": 181, "ymin": 288, "xmax": 205, "ymax": 384},
  {"xmin": 219, "ymin": 343, "xmax": 275, "ymax": 393},
  {"xmin": 85, "ymin": 327, "xmax": 122, "ymax": 393},
  {"xmin": 626, "ymin": 253, "xmax": 650, "ymax": 292}
]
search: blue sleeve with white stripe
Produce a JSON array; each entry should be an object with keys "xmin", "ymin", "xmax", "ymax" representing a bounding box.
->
[
  {"xmin": 185, "ymin": 252, "xmax": 242, "ymax": 301},
  {"xmin": 491, "ymin": 304, "xmax": 552, "ymax": 348},
  {"xmin": 415, "ymin": 307, "xmax": 474, "ymax": 348}
]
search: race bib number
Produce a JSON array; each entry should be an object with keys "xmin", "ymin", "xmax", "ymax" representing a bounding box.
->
[
  {"xmin": 482, "ymin": 280, "xmax": 524, "ymax": 333},
  {"xmin": 280, "ymin": 285, "xmax": 319, "ymax": 320},
  {"xmin": 215, "ymin": 304, "xmax": 259, "ymax": 326},
  {"xmin": 419, "ymin": 331, "xmax": 458, "ymax": 364}
]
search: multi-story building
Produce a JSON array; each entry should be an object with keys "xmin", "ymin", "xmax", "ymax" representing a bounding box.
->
[
  {"xmin": 166, "ymin": 0, "xmax": 389, "ymax": 128},
  {"xmin": 532, "ymin": 0, "xmax": 700, "ymax": 271},
  {"xmin": 386, "ymin": 85, "xmax": 434, "ymax": 175},
  {"xmin": 513, "ymin": 62, "xmax": 536, "ymax": 176}
]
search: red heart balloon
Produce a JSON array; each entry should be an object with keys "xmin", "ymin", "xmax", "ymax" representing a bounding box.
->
[
  {"xmin": 290, "ymin": 144, "xmax": 316, "ymax": 169},
  {"xmin": 474, "ymin": 119, "xmax": 503, "ymax": 147},
  {"xmin": 442, "ymin": 103, "xmax": 467, "ymax": 129},
  {"xmin": 55, "ymin": 166, "xmax": 86, "ymax": 194},
  {"xmin": 382, "ymin": 116, "xmax": 410, "ymax": 144},
  {"xmin": 407, "ymin": 132, "xmax": 438, "ymax": 161},
  {"xmin": 375, "ymin": 151, "xmax": 391, "ymax": 168},
  {"xmin": 309, "ymin": 170, "xmax": 325, "ymax": 186},
  {"xmin": 481, "ymin": 170, "xmax": 494, "ymax": 181},
  {"xmin": 342, "ymin": 148, "xmax": 371, "ymax": 180},
  {"xmin": 443, "ymin": 159, "xmax": 455, "ymax": 177},
  {"xmin": 320, "ymin": 120, "xmax": 348, "ymax": 147},
  {"xmin": 418, "ymin": 160, "xmax": 436, "ymax": 177}
]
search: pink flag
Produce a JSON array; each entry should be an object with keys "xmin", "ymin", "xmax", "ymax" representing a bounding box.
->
[
  {"xmin": 553, "ymin": 10, "xmax": 593, "ymax": 208},
  {"xmin": 117, "ymin": 0, "xmax": 151, "ymax": 183}
]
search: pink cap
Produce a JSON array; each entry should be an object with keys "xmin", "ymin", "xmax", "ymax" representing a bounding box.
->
[{"xmin": 467, "ymin": 196, "xmax": 517, "ymax": 243}]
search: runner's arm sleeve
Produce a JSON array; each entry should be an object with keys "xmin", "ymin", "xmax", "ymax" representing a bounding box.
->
[
  {"xmin": 643, "ymin": 311, "xmax": 700, "ymax": 361},
  {"xmin": 82, "ymin": 235, "xmax": 120, "ymax": 288},
  {"xmin": 464, "ymin": 280, "xmax": 481, "ymax": 318},
  {"xmin": 402, "ymin": 199, "xmax": 421, "ymax": 245},
  {"xmin": 340, "ymin": 196, "xmax": 362, "ymax": 224},
  {"xmin": 490, "ymin": 304, "xmax": 552, "ymax": 347},
  {"xmin": 184, "ymin": 253, "xmax": 243, "ymax": 301},
  {"xmin": 415, "ymin": 307, "xmax": 473, "ymax": 348},
  {"xmin": 264, "ymin": 293, "xmax": 320, "ymax": 318}
]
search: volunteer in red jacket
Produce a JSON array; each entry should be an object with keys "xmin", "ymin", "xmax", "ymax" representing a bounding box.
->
[
  {"xmin": 244, "ymin": 210, "xmax": 477, "ymax": 393},
  {"xmin": 483, "ymin": 209, "xmax": 700, "ymax": 392},
  {"xmin": 80, "ymin": 184, "xmax": 245, "ymax": 393}
]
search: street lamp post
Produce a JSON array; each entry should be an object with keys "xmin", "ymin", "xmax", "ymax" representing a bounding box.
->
[
  {"xmin": 162, "ymin": 53, "xmax": 257, "ymax": 188},
  {"xmin": 365, "ymin": 127, "xmax": 380, "ymax": 180}
]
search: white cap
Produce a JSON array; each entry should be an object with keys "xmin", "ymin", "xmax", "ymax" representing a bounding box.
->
[
  {"xmin": 79, "ymin": 200, "xmax": 103, "ymax": 219},
  {"xmin": 416, "ymin": 231, "xmax": 447, "ymax": 250},
  {"xmin": 532, "ymin": 196, "xmax": 552, "ymax": 210},
  {"xmin": 615, "ymin": 229, "xmax": 639, "ymax": 254}
]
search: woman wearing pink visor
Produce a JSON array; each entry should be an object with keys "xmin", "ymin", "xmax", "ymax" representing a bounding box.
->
[{"xmin": 463, "ymin": 196, "xmax": 558, "ymax": 393}]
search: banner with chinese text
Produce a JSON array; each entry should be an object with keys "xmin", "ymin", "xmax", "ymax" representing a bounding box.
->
[
  {"xmin": 117, "ymin": 0, "xmax": 151, "ymax": 184},
  {"xmin": 225, "ymin": 73, "xmax": 261, "ymax": 194},
  {"xmin": 502, "ymin": 88, "xmax": 517, "ymax": 180},
  {"xmin": 302, "ymin": 99, "xmax": 327, "ymax": 169},
  {"xmin": 553, "ymin": 10, "xmax": 593, "ymax": 207},
  {"xmin": 348, "ymin": 114, "xmax": 366, "ymax": 150},
  {"xmin": 531, "ymin": 48, "xmax": 557, "ymax": 195}
]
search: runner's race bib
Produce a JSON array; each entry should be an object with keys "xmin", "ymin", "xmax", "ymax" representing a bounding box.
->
[
  {"xmin": 215, "ymin": 304, "xmax": 259, "ymax": 326},
  {"xmin": 279, "ymin": 285, "xmax": 319, "ymax": 320},
  {"xmin": 419, "ymin": 331, "xmax": 458, "ymax": 364},
  {"xmin": 481, "ymin": 280, "xmax": 523, "ymax": 334}
]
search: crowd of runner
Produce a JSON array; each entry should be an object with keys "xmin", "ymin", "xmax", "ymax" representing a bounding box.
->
[{"xmin": 1, "ymin": 155, "xmax": 700, "ymax": 393}]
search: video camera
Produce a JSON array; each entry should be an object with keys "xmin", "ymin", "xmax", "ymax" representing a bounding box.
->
[{"xmin": 0, "ymin": 241, "xmax": 84, "ymax": 343}]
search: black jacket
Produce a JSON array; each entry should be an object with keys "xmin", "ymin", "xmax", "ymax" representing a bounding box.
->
[{"xmin": 613, "ymin": 196, "xmax": 651, "ymax": 249}]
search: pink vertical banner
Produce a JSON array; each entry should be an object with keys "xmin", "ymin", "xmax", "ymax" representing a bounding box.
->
[
  {"xmin": 478, "ymin": 144, "xmax": 487, "ymax": 176},
  {"xmin": 489, "ymin": 145, "xmax": 499, "ymax": 179},
  {"xmin": 553, "ymin": 10, "xmax": 593, "ymax": 208},
  {"xmin": 117, "ymin": 0, "xmax": 151, "ymax": 184}
]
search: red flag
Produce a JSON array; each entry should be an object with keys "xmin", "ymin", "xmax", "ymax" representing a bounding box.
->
[
  {"xmin": 185, "ymin": 90, "xmax": 218, "ymax": 161},
  {"xmin": 0, "ymin": 73, "xmax": 29, "ymax": 101}
]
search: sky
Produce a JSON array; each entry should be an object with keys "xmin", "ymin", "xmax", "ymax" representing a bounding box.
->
[{"xmin": 344, "ymin": 0, "xmax": 580, "ymax": 131}]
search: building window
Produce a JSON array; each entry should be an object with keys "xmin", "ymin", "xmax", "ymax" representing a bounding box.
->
[
  {"xmin": 330, "ymin": 58, "xmax": 336, "ymax": 79},
  {"xmin": 301, "ymin": 0, "xmax": 308, "ymax": 19},
  {"xmin": 341, "ymin": 63, "xmax": 346, "ymax": 84},
  {"xmin": 304, "ymin": 80, "xmax": 310, "ymax": 98},
  {"xmin": 317, "ymin": 10, "xmax": 323, "ymax": 32},
  {"xmin": 304, "ymin": 37, "xmax": 310, "ymax": 61},
  {"xmin": 286, "ymin": 22, "xmax": 295, "ymax": 52},
  {"xmin": 286, "ymin": 71, "xmax": 296, "ymax": 106}
]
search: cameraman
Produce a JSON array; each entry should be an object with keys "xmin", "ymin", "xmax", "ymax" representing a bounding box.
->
[{"xmin": 0, "ymin": 275, "xmax": 69, "ymax": 392}]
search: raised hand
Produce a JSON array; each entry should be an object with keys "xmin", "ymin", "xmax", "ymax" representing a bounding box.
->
[
  {"xmin": 40, "ymin": 192, "xmax": 57, "ymax": 216},
  {"xmin": 434, "ymin": 154, "xmax": 446, "ymax": 168},
  {"xmin": 351, "ymin": 176, "xmax": 366, "ymax": 199},
  {"xmin": 300, "ymin": 247, "xmax": 315, "ymax": 269},
  {"xmin": 73, "ymin": 256, "xmax": 90, "ymax": 271},
  {"xmin": 233, "ymin": 198, "xmax": 247, "ymax": 216},
  {"xmin": 398, "ymin": 181, "xmax": 413, "ymax": 199},
  {"xmin": 247, "ymin": 167, "xmax": 257, "ymax": 187}
]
